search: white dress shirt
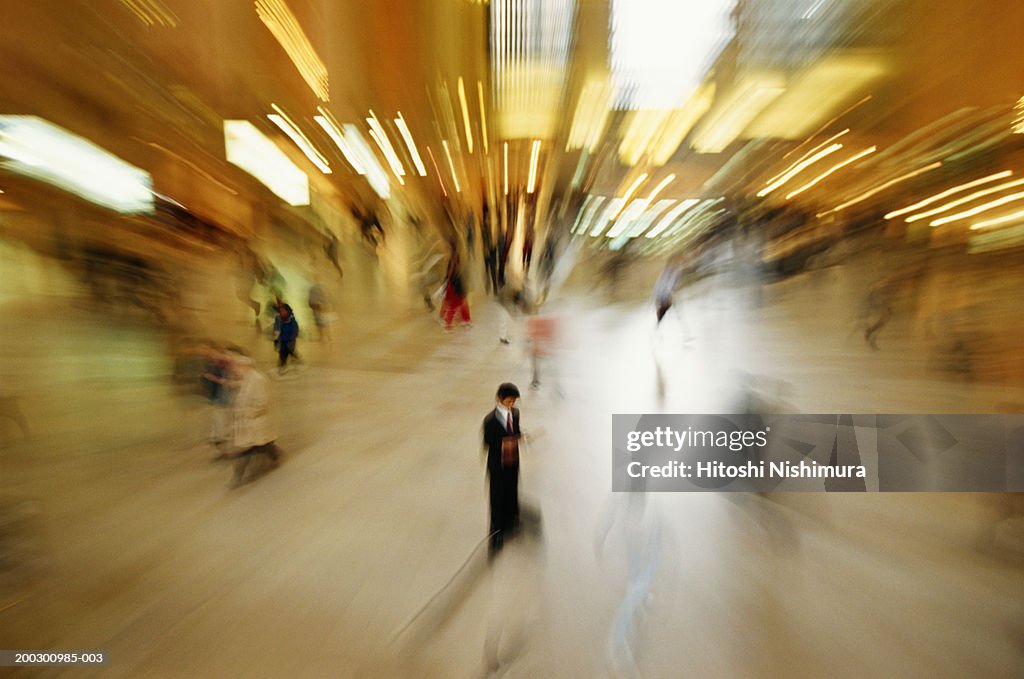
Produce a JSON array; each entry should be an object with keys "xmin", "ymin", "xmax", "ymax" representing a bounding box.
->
[{"xmin": 495, "ymin": 404, "xmax": 513, "ymax": 432}]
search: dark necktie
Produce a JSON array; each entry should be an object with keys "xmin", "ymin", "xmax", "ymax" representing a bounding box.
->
[{"xmin": 506, "ymin": 412, "xmax": 514, "ymax": 435}]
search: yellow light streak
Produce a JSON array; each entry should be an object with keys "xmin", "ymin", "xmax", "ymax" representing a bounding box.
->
[
  {"xmin": 527, "ymin": 140, "xmax": 540, "ymax": 193},
  {"xmin": 971, "ymin": 207, "xmax": 1024, "ymax": 230},
  {"xmin": 367, "ymin": 110, "xmax": 406, "ymax": 179},
  {"xmin": 758, "ymin": 143, "xmax": 843, "ymax": 197},
  {"xmin": 884, "ymin": 171, "xmax": 1013, "ymax": 219},
  {"xmin": 458, "ymin": 78, "xmax": 474, "ymax": 154},
  {"xmin": 478, "ymin": 81, "xmax": 489, "ymax": 154},
  {"xmin": 426, "ymin": 145, "xmax": 447, "ymax": 197},
  {"xmin": 267, "ymin": 106, "xmax": 331, "ymax": 174},
  {"xmin": 394, "ymin": 112, "xmax": 427, "ymax": 176},
  {"xmin": 256, "ymin": 0, "xmax": 329, "ymax": 101},
  {"xmin": 785, "ymin": 146, "xmax": 876, "ymax": 200},
  {"xmin": 609, "ymin": 173, "xmax": 648, "ymax": 221},
  {"xmin": 314, "ymin": 107, "xmax": 364, "ymax": 174},
  {"xmin": 443, "ymin": 140, "xmax": 461, "ymax": 193},
  {"xmin": 905, "ymin": 177, "xmax": 1024, "ymax": 222},
  {"xmin": 931, "ymin": 191, "xmax": 1024, "ymax": 227},
  {"xmin": 818, "ymin": 162, "xmax": 941, "ymax": 216},
  {"xmin": 368, "ymin": 130, "xmax": 404, "ymax": 185},
  {"xmin": 645, "ymin": 174, "xmax": 676, "ymax": 203}
]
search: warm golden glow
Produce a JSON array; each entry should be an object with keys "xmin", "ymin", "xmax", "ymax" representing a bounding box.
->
[
  {"xmin": 884, "ymin": 171, "xmax": 1013, "ymax": 219},
  {"xmin": 568, "ymin": 78, "xmax": 613, "ymax": 152},
  {"xmin": 746, "ymin": 55, "xmax": 887, "ymax": 140},
  {"xmin": 691, "ymin": 75, "xmax": 785, "ymax": 154},
  {"xmin": 785, "ymin": 147, "xmax": 876, "ymax": 200},
  {"xmin": 256, "ymin": 0, "xmax": 329, "ymax": 101},
  {"xmin": 503, "ymin": 141, "xmax": 509, "ymax": 196}
]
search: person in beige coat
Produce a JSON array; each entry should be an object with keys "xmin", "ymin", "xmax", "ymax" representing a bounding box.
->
[{"xmin": 228, "ymin": 353, "xmax": 280, "ymax": 486}]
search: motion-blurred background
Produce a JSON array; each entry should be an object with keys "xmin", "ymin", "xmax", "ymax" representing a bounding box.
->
[{"xmin": 1, "ymin": 2, "xmax": 1023, "ymax": 677}]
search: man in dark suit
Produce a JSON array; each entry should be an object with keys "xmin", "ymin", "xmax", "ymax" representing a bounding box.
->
[{"xmin": 482, "ymin": 383, "xmax": 522, "ymax": 555}]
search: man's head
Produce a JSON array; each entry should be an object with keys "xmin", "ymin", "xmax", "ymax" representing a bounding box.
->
[{"xmin": 496, "ymin": 382, "xmax": 520, "ymax": 408}]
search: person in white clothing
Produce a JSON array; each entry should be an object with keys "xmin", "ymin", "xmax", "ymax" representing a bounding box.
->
[{"xmin": 227, "ymin": 352, "xmax": 280, "ymax": 487}]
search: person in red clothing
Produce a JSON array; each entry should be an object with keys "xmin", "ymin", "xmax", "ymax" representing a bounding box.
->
[{"xmin": 440, "ymin": 242, "xmax": 471, "ymax": 329}]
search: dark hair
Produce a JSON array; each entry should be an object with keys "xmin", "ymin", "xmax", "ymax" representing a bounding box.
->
[{"xmin": 496, "ymin": 382, "xmax": 520, "ymax": 399}]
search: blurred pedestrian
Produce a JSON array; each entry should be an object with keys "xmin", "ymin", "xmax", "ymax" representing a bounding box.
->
[
  {"xmin": 200, "ymin": 341, "xmax": 234, "ymax": 457},
  {"xmin": 226, "ymin": 352, "xmax": 280, "ymax": 487},
  {"xmin": 526, "ymin": 313, "xmax": 559, "ymax": 393},
  {"xmin": 273, "ymin": 302, "xmax": 302, "ymax": 373},
  {"xmin": 654, "ymin": 255, "xmax": 687, "ymax": 324},
  {"xmin": 482, "ymin": 383, "xmax": 523, "ymax": 555},
  {"xmin": 440, "ymin": 243, "xmax": 471, "ymax": 329},
  {"xmin": 307, "ymin": 281, "xmax": 335, "ymax": 344},
  {"xmin": 324, "ymin": 231, "xmax": 344, "ymax": 280}
]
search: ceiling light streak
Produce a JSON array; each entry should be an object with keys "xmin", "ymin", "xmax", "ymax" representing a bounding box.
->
[
  {"xmin": 394, "ymin": 112, "xmax": 427, "ymax": 176},
  {"xmin": 626, "ymin": 199, "xmax": 677, "ymax": 238},
  {"xmin": 576, "ymin": 196, "xmax": 607, "ymax": 236},
  {"xmin": 426, "ymin": 145, "xmax": 447, "ymax": 197},
  {"xmin": 367, "ymin": 110, "xmax": 406, "ymax": 180},
  {"xmin": 478, "ymin": 81, "xmax": 489, "ymax": 154},
  {"xmin": 527, "ymin": 140, "xmax": 540, "ymax": 193},
  {"xmin": 905, "ymin": 177, "xmax": 1024, "ymax": 222},
  {"xmin": 782, "ymin": 128, "xmax": 849, "ymax": 162},
  {"xmin": 819, "ymin": 162, "xmax": 941, "ymax": 216},
  {"xmin": 442, "ymin": 140, "xmax": 461, "ymax": 193},
  {"xmin": 314, "ymin": 108, "xmax": 364, "ymax": 174},
  {"xmin": 802, "ymin": 0, "xmax": 828, "ymax": 20},
  {"xmin": 785, "ymin": 146, "xmax": 876, "ymax": 200},
  {"xmin": 758, "ymin": 143, "xmax": 843, "ymax": 197},
  {"xmin": 645, "ymin": 174, "xmax": 676, "ymax": 203},
  {"xmin": 571, "ymin": 195, "xmax": 595, "ymax": 234},
  {"xmin": 267, "ymin": 108, "xmax": 331, "ymax": 174},
  {"xmin": 590, "ymin": 198, "xmax": 622, "ymax": 237},
  {"xmin": 458, "ymin": 78, "xmax": 474, "ymax": 154},
  {"xmin": 930, "ymin": 190, "xmax": 1024, "ymax": 227},
  {"xmin": 368, "ymin": 129, "xmax": 404, "ymax": 185},
  {"xmin": 971, "ymin": 207, "xmax": 1024, "ymax": 230},
  {"xmin": 885, "ymin": 171, "xmax": 1013, "ymax": 219},
  {"xmin": 646, "ymin": 199, "xmax": 700, "ymax": 238},
  {"xmin": 256, "ymin": 0, "xmax": 329, "ymax": 101},
  {"xmin": 610, "ymin": 173, "xmax": 648, "ymax": 220}
]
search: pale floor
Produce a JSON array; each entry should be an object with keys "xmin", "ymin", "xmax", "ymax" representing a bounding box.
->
[{"xmin": 1, "ymin": 241, "xmax": 1023, "ymax": 678}]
